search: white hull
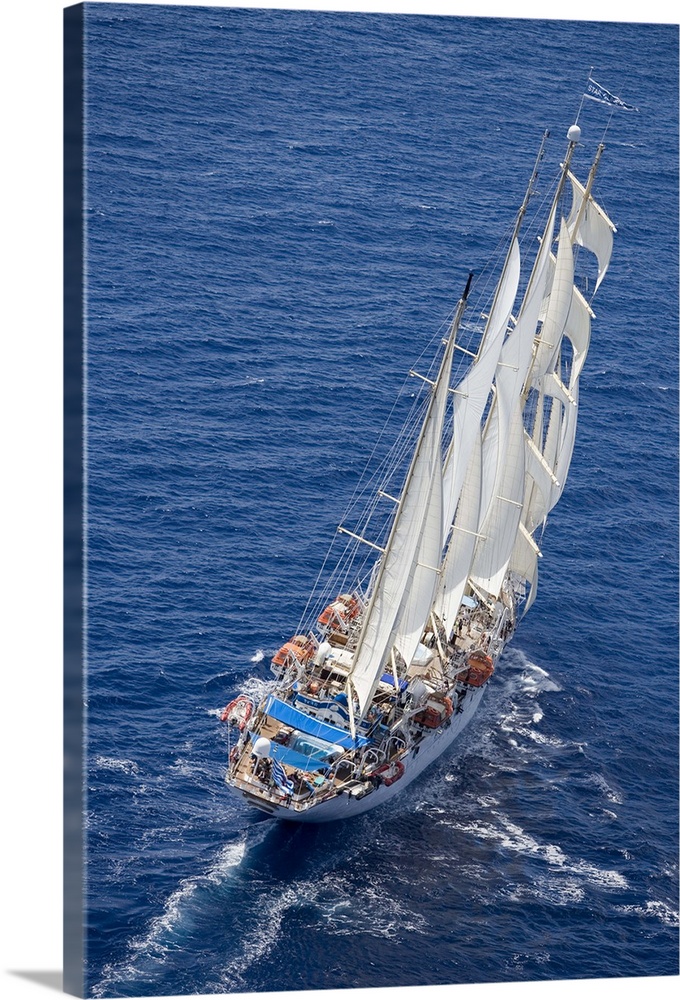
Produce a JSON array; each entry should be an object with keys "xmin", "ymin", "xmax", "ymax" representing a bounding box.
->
[
  {"xmin": 220, "ymin": 123, "xmax": 614, "ymax": 828},
  {"xmin": 231, "ymin": 685, "xmax": 487, "ymax": 824}
]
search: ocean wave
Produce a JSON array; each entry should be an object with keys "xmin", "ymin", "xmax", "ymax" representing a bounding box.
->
[
  {"xmin": 93, "ymin": 755, "xmax": 140, "ymax": 777},
  {"xmin": 82, "ymin": 6, "xmax": 679, "ymax": 992},
  {"xmin": 217, "ymin": 869, "xmax": 427, "ymax": 990},
  {"xmin": 91, "ymin": 838, "xmax": 249, "ymax": 998},
  {"xmin": 315, "ymin": 876, "xmax": 427, "ymax": 938},
  {"xmin": 454, "ymin": 812, "xmax": 629, "ymax": 891},
  {"xmin": 586, "ymin": 772, "xmax": 624, "ymax": 805},
  {"xmin": 614, "ymin": 899, "xmax": 680, "ymax": 928}
]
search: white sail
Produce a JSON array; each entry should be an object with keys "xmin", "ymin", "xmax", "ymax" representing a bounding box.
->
[
  {"xmin": 522, "ymin": 214, "xmax": 581, "ymax": 530},
  {"xmin": 550, "ymin": 376, "xmax": 580, "ymax": 508},
  {"xmin": 348, "ymin": 306, "xmax": 459, "ymax": 719},
  {"xmin": 482, "ymin": 204, "xmax": 556, "ymax": 515},
  {"xmin": 524, "ymin": 237, "xmax": 595, "ymax": 528},
  {"xmin": 566, "ymin": 171, "xmax": 617, "ymax": 292},
  {"xmin": 470, "ymin": 205, "xmax": 556, "ymax": 597},
  {"xmin": 434, "ymin": 426, "xmax": 482, "ymax": 630},
  {"xmin": 523, "ymin": 428, "xmax": 560, "ymax": 529},
  {"xmin": 471, "ymin": 393, "xmax": 526, "ymax": 598},
  {"xmin": 525, "ymin": 389, "xmax": 562, "ymax": 532},
  {"xmin": 530, "ymin": 218, "xmax": 575, "ymax": 390},
  {"xmin": 540, "ymin": 390, "xmax": 563, "ymax": 477},
  {"xmin": 564, "ymin": 282, "xmax": 593, "ymax": 384},
  {"xmin": 509, "ymin": 520, "xmax": 541, "ymax": 581},
  {"xmin": 478, "ymin": 394, "xmax": 500, "ymax": 536},
  {"xmin": 507, "ymin": 516, "xmax": 541, "ymax": 617},
  {"xmin": 442, "ymin": 238, "xmax": 521, "ymax": 538},
  {"xmin": 393, "ymin": 457, "xmax": 444, "ymax": 668},
  {"xmin": 512, "ymin": 153, "xmax": 613, "ymax": 602},
  {"xmin": 539, "ymin": 251, "xmax": 593, "ymax": 385}
]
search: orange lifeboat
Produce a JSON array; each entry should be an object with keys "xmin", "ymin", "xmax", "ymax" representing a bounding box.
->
[
  {"xmin": 413, "ymin": 693, "xmax": 454, "ymax": 729},
  {"xmin": 271, "ymin": 635, "xmax": 315, "ymax": 669},
  {"xmin": 413, "ymin": 708, "xmax": 440, "ymax": 729},
  {"xmin": 317, "ymin": 593, "xmax": 361, "ymax": 632},
  {"xmin": 463, "ymin": 652, "xmax": 495, "ymax": 687}
]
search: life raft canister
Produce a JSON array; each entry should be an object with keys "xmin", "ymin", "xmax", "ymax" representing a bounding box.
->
[
  {"xmin": 463, "ymin": 652, "xmax": 495, "ymax": 687},
  {"xmin": 373, "ymin": 760, "xmax": 405, "ymax": 787},
  {"xmin": 317, "ymin": 593, "xmax": 361, "ymax": 632},
  {"xmin": 271, "ymin": 635, "xmax": 315, "ymax": 669},
  {"xmin": 221, "ymin": 695, "xmax": 253, "ymax": 729}
]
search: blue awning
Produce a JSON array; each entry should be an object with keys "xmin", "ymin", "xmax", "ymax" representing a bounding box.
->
[
  {"xmin": 263, "ymin": 695, "xmax": 370, "ymax": 749},
  {"xmin": 249, "ymin": 734, "xmax": 332, "ymax": 773},
  {"xmin": 380, "ymin": 672, "xmax": 407, "ymax": 691}
]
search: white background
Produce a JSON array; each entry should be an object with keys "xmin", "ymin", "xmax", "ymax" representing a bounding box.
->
[{"xmin": 1, "ymin": 1, "xmax": 676, "ymax": 999}]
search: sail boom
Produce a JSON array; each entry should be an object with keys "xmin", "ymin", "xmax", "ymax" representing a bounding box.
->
[
  {"xmin": 451, "ymin": 525, "xmax": 487, "ymax": 540},
  {"xmin": 409, "ymin": 369, "xmax": 434, "ymax": 385},
  {"xmin": 337, "ymin": 527, "xmax": 385, "ymax": 553},
  {"xmin": 497, "ymin": 495, "xmax": 523, "ymax": 508},
  {"xmin": 525, "ymin": 432, "xmax": 561, "ymax": 487},
  {"xmin": 550, "ymin": 371, "xmax": 577, "ymax": 406},
  {"xmin": 454, "ymin": 344, "xmax": 478, "ymax": 359}
]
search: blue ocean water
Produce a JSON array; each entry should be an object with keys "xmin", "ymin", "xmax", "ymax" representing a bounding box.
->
[{"xmin": 82, "ymin": 4, "xmax": 679, "ymax": 997}]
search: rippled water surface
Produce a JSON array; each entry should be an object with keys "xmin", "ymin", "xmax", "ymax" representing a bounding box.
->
[{"xmin": 82, "ymin": 5, "xmax": 678, "ymax": 997}]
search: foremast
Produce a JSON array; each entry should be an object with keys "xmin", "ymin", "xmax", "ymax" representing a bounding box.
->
[{"xmin": 345, "ymin": 273, "xmax": 474, "ymax": 730}]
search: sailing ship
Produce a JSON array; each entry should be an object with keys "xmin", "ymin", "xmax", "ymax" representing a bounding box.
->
[{"xmin": 221, "ymin": 117, "xmax": 616, "ymax": 822}]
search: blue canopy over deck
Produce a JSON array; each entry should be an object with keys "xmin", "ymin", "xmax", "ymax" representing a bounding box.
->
[
  {"xmin": 249, "ymin": 734, "xmax": 332, "ymax": 773},
  {"xmin": 263, "ymin": 695, "xmax": 371, "ymax": 749}
]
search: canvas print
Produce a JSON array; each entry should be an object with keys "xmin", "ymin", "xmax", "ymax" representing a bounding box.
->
[{"xmin": 64, "ymin": 2, "xmax": 679, "ymax": 997}]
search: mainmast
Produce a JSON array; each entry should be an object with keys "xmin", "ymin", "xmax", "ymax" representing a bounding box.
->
[
  {"xmin": 437, "ymin": 129, "xmax": 554, "ymax": 559},
  {"xmin": 473, "ymin": 128, "xmax": 551, "ymax": 362}
]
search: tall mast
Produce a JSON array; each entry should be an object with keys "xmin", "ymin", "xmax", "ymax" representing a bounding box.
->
[
  {"xmin": 474, "ymin": 128, "xmax": 550, "ymax": 362},
  {"xmin": 521, "ymin": 128, "xmax": 605, "ymax": 426},
  {"xmin": 513, "ymin": 122, "xmax": 583, "ymax": 410},
  {"xmin": 527, "ymin": 124, "xmax": 581, "ymax": 320},
  {"xmin": 570, "ymin": 141, "xmax": 605, "ymax": 239},
  {"xmin": 345, "ymin": 273, "xmax": 473, "ymax": 731}
]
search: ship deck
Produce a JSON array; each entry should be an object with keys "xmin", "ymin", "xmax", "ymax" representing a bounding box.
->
[{"xmin": 227, "ymin": 599, "xmax": 505, "ymax": 813}]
